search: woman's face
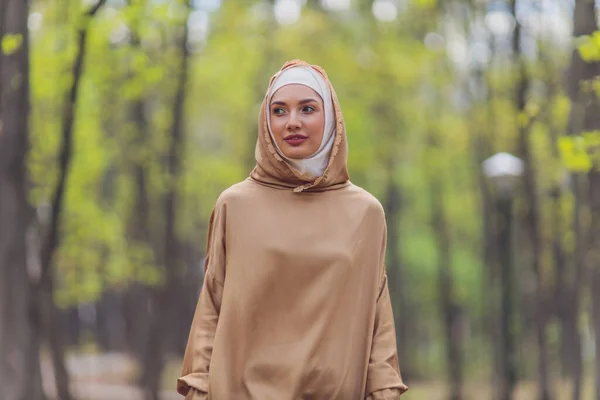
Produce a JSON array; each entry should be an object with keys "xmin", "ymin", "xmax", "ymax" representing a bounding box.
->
[{"xmin": 270, "ymin": 84, "xmax": 325, "ymax": 160}]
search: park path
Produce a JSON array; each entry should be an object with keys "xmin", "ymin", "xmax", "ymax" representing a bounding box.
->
[{"xmin": 42, "ymin": 352, "xmax": 180, "ymax": 400}]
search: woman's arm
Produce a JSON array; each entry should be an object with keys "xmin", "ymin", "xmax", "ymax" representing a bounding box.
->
[
  {"xmin": 365, "ymin": 209, "xmax": 408, "ymax": 400},
  {"xmin": 365, "ymin": 274, "xmax": 408, "ymax": 399},
  {"xmin": 177, "ymin": 203, "xmax": 227, "ymax": 398}
]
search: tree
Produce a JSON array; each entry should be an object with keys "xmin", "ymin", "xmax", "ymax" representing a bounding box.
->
[
  {"xmin": 139, "ymin": 1, "xmax": 191, "ymax": 398},
  {"xmin": 32, "ymin": 1, "xmax": 108, "ymax": 398},
  {"xmin": 508, "ymin": 0, "xmax": 551, "ymax": 398},
  {"xmin": 0, "ymin": 0, "xmax": 45, "ymax": 399},
  {"xmin": 562, "ymin": 0, "xmax": 600, "ymax": 399},
  {"xmin": 0, "ymin": 0, "xmax": 45, "ymax": 398}
]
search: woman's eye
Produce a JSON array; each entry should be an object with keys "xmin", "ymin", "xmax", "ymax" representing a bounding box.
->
[
  {"xmin": 273, "ymin": 108, "xmax": 285, "ymax": 115},
  {"xmin": 303, "ymin": 106, "xmax": 315, "ymax": 112}
]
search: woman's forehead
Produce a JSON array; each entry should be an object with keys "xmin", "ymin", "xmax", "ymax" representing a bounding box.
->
[{"xmin": 271, "ymin": 84, "xmax": 322, "ymax": 103}]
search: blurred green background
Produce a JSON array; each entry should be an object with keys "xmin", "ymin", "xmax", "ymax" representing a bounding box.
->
[{"xmin": 1, "ymin": 0, "xmax": 600, "ymax": 399}]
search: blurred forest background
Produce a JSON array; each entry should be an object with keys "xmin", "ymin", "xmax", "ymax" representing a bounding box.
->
[{"xmin": 1, "ymin": 0, "xmax": 600, "ymax": 399}]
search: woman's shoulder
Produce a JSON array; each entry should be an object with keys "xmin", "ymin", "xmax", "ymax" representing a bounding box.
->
[
  {"xmin": 343, "ymin": 183, "xmax": 385, "ymax": 216},
  {"xmin": 214, "ymin": 178, "xmax": 260, "ymax": 207}
]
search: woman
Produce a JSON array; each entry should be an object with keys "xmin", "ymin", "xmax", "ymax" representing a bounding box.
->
[{"xmin": 177, "ymin": 60, "xmax": 408, "ymax": 400}]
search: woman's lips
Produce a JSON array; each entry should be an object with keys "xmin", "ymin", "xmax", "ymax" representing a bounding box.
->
[{"xmin": 284, "ymin": 134, "xmax": 307, "ymax": 146}]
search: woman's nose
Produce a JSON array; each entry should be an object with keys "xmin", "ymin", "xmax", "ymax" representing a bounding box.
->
[{"xmin": 286, "ymin": 112, "xmax": 301, "ymax": 130}]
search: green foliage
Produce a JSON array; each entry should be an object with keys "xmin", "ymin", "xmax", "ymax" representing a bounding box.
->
[
  {"xmin": 1, "ymin": 33, "xmax": 23, "ymax": 55},
  {"xmin": 558, "ymin": 131, "xmax": 600, "ymax": 172},
  {"xmin": 578, "ymin": 31, "xmax": 600, "ymax": 62}
]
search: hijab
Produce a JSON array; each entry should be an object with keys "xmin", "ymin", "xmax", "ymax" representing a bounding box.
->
[
  {"xmin": 250, "ymin": 59, "xmax": 350, "ymax": 193},
  {"xmin": 266, "ymin": 66, "xmax": 336, "ymax": 179}
]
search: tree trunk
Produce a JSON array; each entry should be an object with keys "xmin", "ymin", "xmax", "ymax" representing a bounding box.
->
[
  {"xmin": 140, "ymin": 4, "xmax": 190, "ymax": 398},
  {"xmin": 124, "ymin": 284, "xmax": 152, "ymax": 359},
  {"xmin": 96, "ymin": 290, "xmax": 126, "ymax": 351},
  {"xmin": 0, "ymin": 0, "xmax": 45, "ymax": 398},
  {"xmin": 565, "ymin": 1, "xmax": 600, "ymax": 399},
  {"xmin": 468, "ymin": 48, "xmax": 501, "ymax": 393},
  {"xmin": 34, "ymin": 2, "xmax": 108, "ymax": 399},
  {"xmin": 428, "ymin": 137, "xmax": 463, "ymax": 400},
  {"xmin": 121, "ymin": 0, "xmax": 155, "ymax": 362},
  {"xmin": 508, "ymin": 0, "xmax": 551, "ymax": 397},
  {"xmin": 564, "ymin": 178, "xmax": 584, "ymax": 400},
  {"xmin": 593, "ymin": 262, "xmax": 600, "ymax": 400},
  {"xmin": 495, "ymin": 195, "xmax": 517, "ymax": 400},
  {"xmin": 539, "ymin": 45, "xmax": 570, "ymax": 381},
  {"xmin": 383, "ymin": 167, "xmax": 414, "ymax": 381},
  {"xmin": 41, "ymin": 286, "xmax": 72, "ymax": 400}
]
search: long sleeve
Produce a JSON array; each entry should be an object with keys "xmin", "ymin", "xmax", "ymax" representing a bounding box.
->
[
  {"xmin": 177, "ymin": 203, "xmax": 227, "ymax": 398},
  {"xmin": 365, "ymin": 274, "xmax": 408, "ymax": 399}
]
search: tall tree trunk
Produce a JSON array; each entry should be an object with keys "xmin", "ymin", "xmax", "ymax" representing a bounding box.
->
[
  {"xmin": 466, "ymin": 1, "xmax": 503, "ymax": 389},
  {"xmin": 35, "ymin": 2, "xmax": 107, "ymax": 399},
  {"xmin": 428, "ymin": 134, "xmax": 463, "ymax": 400},
  {"xmin": 495, "ymin": 194, "xmax": 517, "ymax": 400},
  {"xmin": 140, "ymin": 4, "xmax": 190, "ymax": 398},
  {"xmin": 591, "ymin": 173, "xmax": 600, "ymax": 400},
  {"xmin": 383, "ymin": 170, "xmax": 412, "ymax": 380},
  {"xmin": 572, "ymin": 0, "xmax": 600, "ymax": 396},
  {"xmin": 123, "ymin": 96, "xmax": 153, "ymax": 359},
  {"xmin": 469, "ymin": 52, "xmax": 501, "ymax": 392},
  {"xmin": 119, "ymin": 0, "xmax": 154, "ymax": 362},
  {"xmin": 510, "ymin": 2, "xmax": 549, "ymax": 398},
  {"xmin": 0, "ymin": 0, "xmax": 45, "ymax": 398},
  {"xmin": 96, "ymin": 290, "xmax": 126, "ymax": 351},
  {"xmin": 565, "ymin": 1, "xmax": 600, "ymax": 399},
  {"xmin": 510, "ymin": 0, "xmax": 551, "ymax": 396},
  {"xmin": 542, "ymin": 50, "xmax": 570, "ymax": 382}
]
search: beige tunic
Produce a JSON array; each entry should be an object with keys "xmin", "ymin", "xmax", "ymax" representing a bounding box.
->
[{"xmin": 177, "ymin": 60, "xmax": 407, "ymax": 400}]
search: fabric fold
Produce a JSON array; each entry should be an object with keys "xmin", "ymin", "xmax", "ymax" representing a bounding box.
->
[
  {"xmin": 184, "ymin": 388, "xmax": 207, "ymax": 400},
  {"xmin": 366, "ymin": 388, "xmax": 406, "ymax": 400},
  {"xmin": 177, "ymin": 204, "xmax": 226, "ymax": 398},
  {"xmin": 365, "ymin": 276, "xmax": 408, "ymax": 398}
]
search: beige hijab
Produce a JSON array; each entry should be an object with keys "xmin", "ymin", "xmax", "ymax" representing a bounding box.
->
[
  {"xmin": 266, "ymin": 65, "xmax": 336, "ymax": 179},
  {"xmin": 250, "ymin": 59, "xmax": 350, "ymax": 192}
]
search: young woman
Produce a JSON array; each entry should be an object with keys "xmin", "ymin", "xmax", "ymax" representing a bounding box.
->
[{"xmin": 177, "ymin": 60, "xmax": 407, "ymax": 399}]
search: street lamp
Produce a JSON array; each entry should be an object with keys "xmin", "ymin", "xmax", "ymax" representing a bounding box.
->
[
  {"xmin": 482, "ymin": 152, "xmax": 523, "ymax": 400},
  {"xmin": 482, "ymin": 152, "xmax": 524, "ymax": 197}
]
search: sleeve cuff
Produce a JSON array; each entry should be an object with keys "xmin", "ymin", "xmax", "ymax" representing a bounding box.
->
[
  {"xmin": 177, "ymin": 373, "xmax": 209, "ymax": 396},
  {"xmin": 366, "ymin": 386, "xmax": 408, "ymax": 400}
]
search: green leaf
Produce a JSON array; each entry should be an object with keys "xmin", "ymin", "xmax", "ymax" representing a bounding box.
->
[
  {"xmin": 578, "ymin": 33, "xmax": 600, "ymax": 62},
  {"xmin": 1, "ymin": 33, "xmax": 23, "ymax": 55},
  {"xmin": 558, "ymin": 136, "xmax": 593, "ymax": 172}
]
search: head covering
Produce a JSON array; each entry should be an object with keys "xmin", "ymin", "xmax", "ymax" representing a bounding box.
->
[
  {"xmin": 251, "ymin": 60, "xmax": 350, "ymax": 193},
  {"xmin": 266, "ymin": 66, "xmax": 336, "ymax": 179}
]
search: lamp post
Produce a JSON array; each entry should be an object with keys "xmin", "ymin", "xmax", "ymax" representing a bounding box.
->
[{"xmin": 482, "ymin": 152, "xmax": 524, "ymax": 400}]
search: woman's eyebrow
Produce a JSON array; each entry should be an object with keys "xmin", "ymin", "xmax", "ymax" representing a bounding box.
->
[
  {"xmin": 271, "ymin": 98, "xmax": 319, "ymax": 106},
  {"xmin": 299, "ymin": 98, "xmax": 319, "ymax": 104}
]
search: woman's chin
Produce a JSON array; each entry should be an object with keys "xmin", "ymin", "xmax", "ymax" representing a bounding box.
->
[{"xmin": 281, "ymin": 147, "xmax": 313, "ymax": 160}]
